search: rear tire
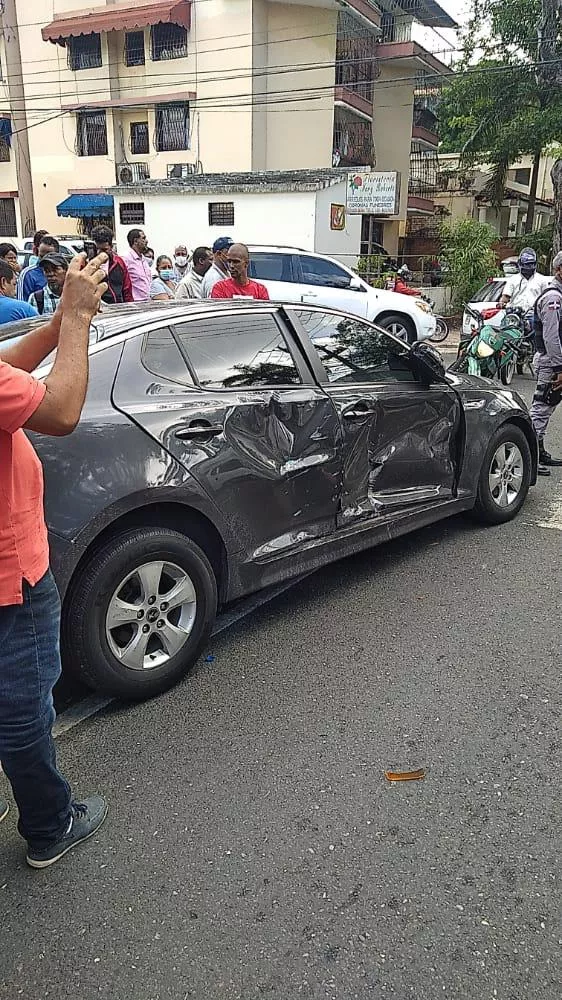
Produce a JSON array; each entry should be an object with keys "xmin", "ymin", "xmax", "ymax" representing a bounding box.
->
[
  {"xmin": 62, "ymin": 527, "xmax": 218, "ymax": 700},
  {"xmin": 429, "ymin": 317, "xmax": 449, "ymax": 343},
  {"xmin": 470, "ymin": 424, "xmax": 531, "ymax": 525},
  {"xmin": 378, "ymin": 313, "xmax": 416, "ymax": 345}
]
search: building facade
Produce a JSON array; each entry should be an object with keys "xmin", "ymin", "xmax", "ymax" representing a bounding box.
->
[{"xmin": 0, "ymin": 0, "xmax": 456, "ymax": 252}]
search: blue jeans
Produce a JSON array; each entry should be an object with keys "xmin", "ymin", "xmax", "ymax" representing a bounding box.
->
[{"xmin": 0, "ymin": 570, "xmax": 72, "ymax": 849}]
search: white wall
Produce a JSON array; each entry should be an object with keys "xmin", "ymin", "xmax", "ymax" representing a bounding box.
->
[
  {"xmin": 314, "ymin": 180, "xmax": 361, "ymax": 266},
  {"xmin": 113, "ymin": 189, "xmax": 319, "ymax": 256}
]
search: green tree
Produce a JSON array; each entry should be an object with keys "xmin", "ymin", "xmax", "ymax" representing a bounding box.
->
[
  {"xmin": 440, "ymin": 218, "xmax": 497, "ymax": 306},
  {"xmin": 438, "ymin": 0, "xmax": 562, "ymax": 232}
]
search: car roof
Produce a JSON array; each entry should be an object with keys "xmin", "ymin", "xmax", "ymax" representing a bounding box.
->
[{"xmin": 0, "ymin": 299, "xmax": 298, "ymax": 347}]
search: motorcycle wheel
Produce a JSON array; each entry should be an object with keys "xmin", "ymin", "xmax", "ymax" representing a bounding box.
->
[
  {"xmin": 429, "ymin": 317, "xmax": 449, "ymax": 343},
  {"xmin": 500, "ymin": 357, "xmax": 516, "ymax": 385}
]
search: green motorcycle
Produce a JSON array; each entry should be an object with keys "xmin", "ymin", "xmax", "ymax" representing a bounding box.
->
[{"xmin": 449, "ymin": 307, "xmax": 526, "ymax": 385}]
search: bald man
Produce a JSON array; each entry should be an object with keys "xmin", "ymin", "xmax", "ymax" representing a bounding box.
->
[{"xmin": 210, "ymin": 244, "xmax": 269, "ymax": 300}]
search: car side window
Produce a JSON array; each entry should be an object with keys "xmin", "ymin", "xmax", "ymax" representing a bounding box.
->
[
  {"xmin": 173, "ymin": 313, "xmax": 303, "ymax": 389},
  {"xmin": 248, "ymin": 252, "xmax": 293, "ymax": 283},
  {"xmin": 294, "ymin": 310, "xmax": 416, "ymax": 385},
  {"xmin": 297, "ymin": 255, "xmax": 351, "ymax": 289},
  {"xmin": 142, "ymin": 326, "xmax": 195, "ymax": 385}
]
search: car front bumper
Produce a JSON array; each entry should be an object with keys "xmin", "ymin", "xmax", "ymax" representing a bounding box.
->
[{"xmin": 415, "ymin": 311, "xmax": 437, "ymax": 341}]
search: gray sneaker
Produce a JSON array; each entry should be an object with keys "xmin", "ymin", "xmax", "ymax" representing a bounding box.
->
[
  {"xmin": 0, "ymin": 799, "xmax": 8, "ymax": 823},
  {"xmin": 26, "ymin": 795, "xmax": 108, "ymax": 869}
]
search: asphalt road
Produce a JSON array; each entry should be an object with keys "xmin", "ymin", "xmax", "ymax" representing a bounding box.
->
[{"xmin": 1, "ymin": 371, "xmax": 561, "ymax": 1000}]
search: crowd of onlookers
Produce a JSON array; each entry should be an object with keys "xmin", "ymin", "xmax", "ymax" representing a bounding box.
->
[{"xmin": 0, "ymin": 226, "xmax": 269, "ymax": 327}]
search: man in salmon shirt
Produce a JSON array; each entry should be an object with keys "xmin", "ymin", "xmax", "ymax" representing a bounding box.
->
[{"xmin": 0, "ymin": 252, "xmax": 109, "ymax": 868}]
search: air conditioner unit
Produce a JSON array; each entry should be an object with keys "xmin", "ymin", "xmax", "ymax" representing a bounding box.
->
[
  {"xmin": 167, "ymin": 163, "xmax": 198, "ymax": 179},
  {"xmin": 116, "ymin": 162, "xmax": 150, "ymax": 184}
]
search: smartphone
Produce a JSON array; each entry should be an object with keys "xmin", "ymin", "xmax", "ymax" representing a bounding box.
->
[{"xmin": 83, "ymin": 240, "xmax": 97, "ymax": 261}]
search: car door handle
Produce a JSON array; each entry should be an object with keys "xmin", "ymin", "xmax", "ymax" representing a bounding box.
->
[
  {"xmin": 301, "ymin": 293, "xmax": 318, "ymax": 300},
  {"xmin": 342, "ymin": 401, "xmax": 375, "ymax": 421},
  {"xmin": 175, "ymin": 421, "xmax": 224, "ymax": 440}
]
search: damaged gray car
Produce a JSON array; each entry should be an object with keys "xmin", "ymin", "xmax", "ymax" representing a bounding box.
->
[{"xmin": 6, "ymin": 300, "xmax": 537, "ymax": 699}]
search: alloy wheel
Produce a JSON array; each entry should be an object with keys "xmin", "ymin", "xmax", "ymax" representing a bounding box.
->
[
  {"xmin": 488, "ymin": 442, "xmax": 524, "ymax": 508},
  {"xmin": 105, "ymin": 560, "xmax": 197, "ymax": 671}
]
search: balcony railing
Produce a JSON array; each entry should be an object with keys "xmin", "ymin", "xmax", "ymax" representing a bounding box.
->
[
  {"xmin": 335, "ymin": 12, "xmax": 378, "ymax": 104},
  {"xmin": 333, "ymin": 115, "xmax": 375, "ymax": 167},
  {"xmin": 409, "ymin": 147, "xmax": 438, "ymax": 199}
]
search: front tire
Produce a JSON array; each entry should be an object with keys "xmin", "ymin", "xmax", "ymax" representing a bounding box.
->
[
  {"xmin": 471, "ymin": 424, "xmax": 531, "ymax": 525},
  {"xmin": 63, "ymin": 528, "xmax": 218, "ymax": 700},
  {"xmin": 378, "ymin": 313, "xmax": 416, "ymax": 345},
  {"xmin": 429, "ymin": 317, "xmax": 449, "ymax": 343},
  {"xmin": 500, "ymin": 356, "xmax": 516, "ymax": 385}
]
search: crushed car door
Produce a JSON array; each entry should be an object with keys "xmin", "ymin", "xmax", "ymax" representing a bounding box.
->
[
  {"xmin": 112, "ymin": 312, "xmax": 343, "ymax": 565},
  {"xmin": 290, "ymin": 308, "xmax": 463, "ymax": 524}
]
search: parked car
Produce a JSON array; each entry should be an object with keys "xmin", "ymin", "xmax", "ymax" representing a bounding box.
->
[
  {"xmin": 247, "ymin": 246, "xmax": 436, "ymax": 343},
  {"xmin": 21, "ymin": 237, "xmax": 80, "ymax": 258},
  {"xmin": 462, "ymin": 278, "xmax": 507, "ymax": 339},
  {"xmin": 1, "ymin": 301, "xmax": 537, "ymax": 701}
]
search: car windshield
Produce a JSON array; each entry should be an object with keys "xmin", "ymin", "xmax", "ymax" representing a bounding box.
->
[{"xmin": 470, "ymin": 280, "xmax": 505, "ymax": 303}]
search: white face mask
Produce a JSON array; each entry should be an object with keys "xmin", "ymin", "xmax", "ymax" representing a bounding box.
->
[{"xmin": 175, "ymin": 255, "xmax": 188, "ymax": 268}]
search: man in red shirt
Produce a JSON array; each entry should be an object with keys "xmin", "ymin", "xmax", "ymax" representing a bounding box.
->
[
  {"xmin": 0, "ymin": 253, "xmax": 109, "ymax": 868},
  {"xmin": 211, "ymin": 244, "xmax": 270, "ymax": 301}
]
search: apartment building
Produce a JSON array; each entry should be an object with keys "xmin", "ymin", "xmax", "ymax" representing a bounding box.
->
[{"xmin": 0, "ymin": 0, "xmax": 456, "ymax": 253}]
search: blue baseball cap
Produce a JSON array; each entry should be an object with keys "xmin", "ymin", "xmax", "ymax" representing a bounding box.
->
[{"xmin": 212, "ymin": 236, "xmax": 234, "ymax": 252}]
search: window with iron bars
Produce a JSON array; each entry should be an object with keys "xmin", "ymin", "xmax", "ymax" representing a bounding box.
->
[
  {"xmin": 0, "ymin": 139, "xmax": 9, "ymax": 163},
  {"xmin": 125, "ymin": 31, "xmax": 145, "ymax": 67},
  {"xmin": 155, "ymin": 103, "xmax": 190, "ymax": 152},
  {"xmin": 208, "ymin": 202, "xmax": 234, "ymax": 226},
  {"xmin": 120, "ymin": 203, "xmax": 145, "ymax": 226},
  {"xmin": 68, "ymin": 32, "xmax": 102, "ymax": 71},
  {"xmin": 130, "ymin": 122, "xmax": 149, "ymax": 155},
  {"xmin": 151, "ymin": 23, "xmax": 188, "ymax": 61},
  {"xmin": 335, "ymin": 13, "xmax": 378, "ymax": 103},
  {"xmin": 408, "ymin": 147, "xmax": 439, "ymax": 199},
  {"xmin": 0, "ymin": 197, "xmax": 17, "ymax": 236},
  {"xmin": 333, "ymin": 113, "xmax": 374, "ymax": 168},
  {"xmin": 76, "ymin": 110, "xmax": 108, "ymax": 157}
]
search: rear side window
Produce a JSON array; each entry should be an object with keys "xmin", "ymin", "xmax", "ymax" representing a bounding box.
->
[
  {"xmin": 248, "ymin": 252, "xmax": 294, "ymax": 283},
  {"xmin": 142, "ymin": 326, "xmax": 194, "ymax": 385},
  {"xmin": 173, "ymin": 313, "xmax": 302, "ymax": 389}
]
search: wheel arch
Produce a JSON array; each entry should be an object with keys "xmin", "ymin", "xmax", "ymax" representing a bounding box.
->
[
  {"xmin": 62, "ymin": 502, "xmax": 230, "ymax": 612},
  {"xmin": 497, "ymin": 415, "xmax": 539, "ymax": 485}
]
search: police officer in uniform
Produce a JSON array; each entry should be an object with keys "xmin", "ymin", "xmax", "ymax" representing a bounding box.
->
[{"xmin": 530, "ymin": 250, "xmax": 562, "ymax": 475}]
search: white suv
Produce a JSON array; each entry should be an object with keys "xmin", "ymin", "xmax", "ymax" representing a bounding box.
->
[{"xmin": 248, "ymin": 246, "xmax": 436, "ymax": 343}]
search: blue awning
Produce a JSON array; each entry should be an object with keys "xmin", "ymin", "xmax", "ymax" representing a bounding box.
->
[{"xmin": 57, "ymin": 194, "xmax": 114, "ymax": 218}]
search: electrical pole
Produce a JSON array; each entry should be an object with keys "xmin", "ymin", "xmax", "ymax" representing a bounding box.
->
[
  {"xmin": 536, "ymin": 0, "xmax": 561, "ymax": 250},
  {"xmin": 0, "ymin": 0, "xmax": 36, "ymax": 235}
]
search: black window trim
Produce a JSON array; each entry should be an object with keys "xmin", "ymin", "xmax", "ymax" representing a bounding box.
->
[
  {"xmin": 169, "ymin": 307, "xmax": 315, "ymax": 392},
  {"xmin": 141, "ymin": 325, "xmax": 197, "ymax": 386},
  {"xmin": 286, "ymin": 306, "xmax": 421, "ymax": 389}
]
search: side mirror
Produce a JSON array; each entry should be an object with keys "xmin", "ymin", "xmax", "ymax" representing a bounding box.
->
[
  {"xmin": 408, "ymin": 341, "xmax": 446, "ymax": 384},
  {"xmin": 349, "ymin": 275, "xmax": 365, "ymax": 292}
]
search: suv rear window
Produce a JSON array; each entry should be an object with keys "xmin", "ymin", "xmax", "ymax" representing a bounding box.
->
[{"xmin": 248, "ymin": 252, "xmax": 294, "ymax": 283}]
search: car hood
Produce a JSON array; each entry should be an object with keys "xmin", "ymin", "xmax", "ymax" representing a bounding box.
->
[{"xmin": 368, "ymin": 287, "xmax": 424, "ymax": 314}]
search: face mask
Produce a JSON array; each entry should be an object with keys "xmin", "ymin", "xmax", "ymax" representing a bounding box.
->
[
  {"xmin": 175, "ymin": 256, "xmax": 188, "ymax": 268},
  {"xmin": 519, "ymin": 265, "xmax": 536, "ymax": 279},
  {"xmin": 159, "ymin": 268, "xmax": 174, "ymax": 281}
]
